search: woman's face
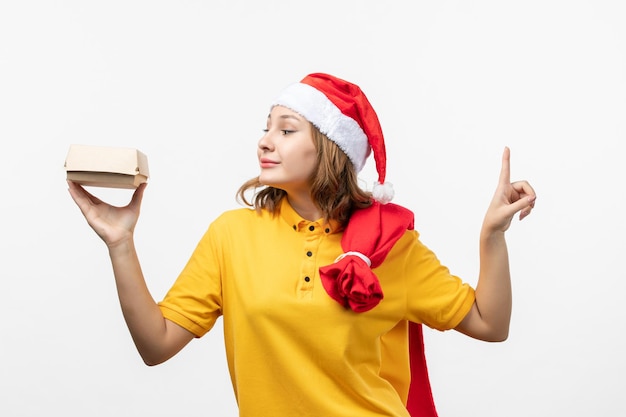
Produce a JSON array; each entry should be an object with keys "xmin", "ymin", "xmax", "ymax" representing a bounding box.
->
[{"xmin": 257, "ymin": 105, "xmax": 317, "ymax": 195}]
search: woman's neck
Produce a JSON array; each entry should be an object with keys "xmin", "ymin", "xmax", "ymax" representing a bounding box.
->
[{"xmin": 286, "ymin": 193, "xmax": 322, "ymax": 222}]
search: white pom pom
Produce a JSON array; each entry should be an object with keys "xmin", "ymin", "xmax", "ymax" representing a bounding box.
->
[{"xmin": 372, "ymin": 181, "xmax": 394, "ymax": 204}]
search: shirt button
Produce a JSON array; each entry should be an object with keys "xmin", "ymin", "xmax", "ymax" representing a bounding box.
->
[
  {"xmin": 304, "ymin": 276, "xmax": 310, "ymax": 282},
  {"xmin": 306, "ymin": 251, "xmax": 312, "ymax": 257},
  {"xmin": 309, "ymin": 225, "xmax": 315, "ymax": 231}
]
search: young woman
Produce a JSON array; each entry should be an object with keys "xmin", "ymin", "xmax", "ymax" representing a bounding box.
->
[{"xmin": 68, "ymin": 73, "xmax": 536, "ymax": 417}]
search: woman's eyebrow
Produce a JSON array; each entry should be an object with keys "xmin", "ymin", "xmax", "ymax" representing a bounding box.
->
[
  {"xmin": 267, "ymin": 111, "xmax": 303, "ymax": 123},
  {"xmin": 279, "ymin": 114, "xmax": 302, "ymax": 121}
]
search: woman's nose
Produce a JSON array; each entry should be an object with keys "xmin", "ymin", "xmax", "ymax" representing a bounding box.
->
[{"xmin": 258, "ymin": 131, "xmax": 274, "ymax": 151}]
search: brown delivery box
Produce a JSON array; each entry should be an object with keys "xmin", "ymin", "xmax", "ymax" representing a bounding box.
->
[{"xmin": 65, "ymin": 144, "xmax": 149, "ymax": 189}]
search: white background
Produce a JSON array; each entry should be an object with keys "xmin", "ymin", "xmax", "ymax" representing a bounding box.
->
[{"xmin": 1, "ymin": 1, "xmax": 625, "ymax": 416}]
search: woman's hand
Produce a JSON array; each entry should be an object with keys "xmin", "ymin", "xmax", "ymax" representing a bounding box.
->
[
  {"xmin": 482, "ymin": 147, "xmax": 536, "ymax": 234},
  {"xmin": 456, "ymin": 147, "xmax": 536, "ymax": 341},
  {"xmin": 67, "ymin": 181, "xmax": 147, "ymax": 248},
  {"xmin": 67, "ymin": 180, "xmax": 193, "ymax": 364}
]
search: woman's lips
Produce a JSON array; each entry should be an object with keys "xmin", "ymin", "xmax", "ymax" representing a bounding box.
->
[{"xmin": 260, "ymin": 158, "xmax": 279, "ymax": 168}]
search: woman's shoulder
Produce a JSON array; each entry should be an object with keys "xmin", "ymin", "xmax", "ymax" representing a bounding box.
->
[
  {"xmin": 390, "ymin": 228, "xmax": 421, "ymax": 253},
  {"xmin": 210, "ymin": 206, "xmax": 274, "ymax": 229},
  {"xmin": 201, "ymin": 207, "xmax": 281, "ymax": 245},
  {"xmin": 217, "ymin": 206, "xmax": 258, "ymax": 219}
]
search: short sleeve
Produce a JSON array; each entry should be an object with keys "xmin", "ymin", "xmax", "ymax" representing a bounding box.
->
[
  {"xmin": 390, "ymin": 230, "xmax": 475, "ymax": 331},
  {"xmin": 158, "ymin": 221, "xmax": 224, "ymax": 337}
]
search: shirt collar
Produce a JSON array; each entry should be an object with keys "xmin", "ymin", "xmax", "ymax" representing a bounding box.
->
[{"xmin": 278, "ymin": 198, "xmax": 340, "ymax": 234}]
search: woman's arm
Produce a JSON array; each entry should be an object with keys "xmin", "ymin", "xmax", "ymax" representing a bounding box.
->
[
  {"xmin": 68, "ymin": 181, "xmax": 194, "ymax": 365},
  {"xmin": 454, "ymin": 147, "xmax": 536, "ymax": 342}
]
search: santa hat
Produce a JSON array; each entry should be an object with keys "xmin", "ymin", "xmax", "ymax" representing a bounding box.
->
[{"xmin": 272, "ymin": 73, "xmax": 395, "ymax": 204}]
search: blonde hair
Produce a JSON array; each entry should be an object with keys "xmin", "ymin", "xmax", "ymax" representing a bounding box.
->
[{"xmin": 237, "ymin": 124, "xmax": 372, "ymax": 228}]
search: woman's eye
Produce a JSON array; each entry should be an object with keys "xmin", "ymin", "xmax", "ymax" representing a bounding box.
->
[{"xmin": 261, "ymin": 128, "xmax": 295, "ymax": 135}]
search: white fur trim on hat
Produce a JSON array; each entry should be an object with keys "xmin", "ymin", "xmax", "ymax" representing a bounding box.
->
[{"xmin": 272, "ymin": 83, "xmax": 371, "ymax": 172}]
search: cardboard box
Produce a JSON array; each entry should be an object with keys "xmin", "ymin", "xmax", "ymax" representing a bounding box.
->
[{"xmin": 64, "ymin": 144, "xmax": 149, "ymax": 189}]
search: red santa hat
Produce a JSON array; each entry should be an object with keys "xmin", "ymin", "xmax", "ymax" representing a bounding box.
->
[{"xmin": 272, "ymin": 73, "xmax": 395, "ymax": 203}]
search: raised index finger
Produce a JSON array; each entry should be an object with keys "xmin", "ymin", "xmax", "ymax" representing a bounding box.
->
[{"xmin": 498, "ymin": 146, "xmax": 511, "ymax": 186}]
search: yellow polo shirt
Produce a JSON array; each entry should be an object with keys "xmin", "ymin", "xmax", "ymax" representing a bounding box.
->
[{"xmin": 158, "ymin": 198, "xmax": 475, "ymax": 417}]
